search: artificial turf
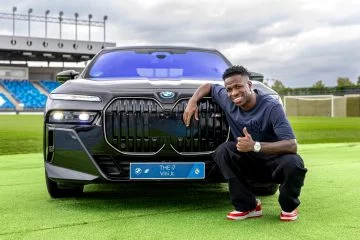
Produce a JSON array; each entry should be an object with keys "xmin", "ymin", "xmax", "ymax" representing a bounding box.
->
[
  {"xmin": 0, "ymin": 115, "xmax": 360, "ymax": 155},
  {"xmin": 0, "ymin": 115, "xmax": 359, "ymax": 239},
  {"xmin": 289, "ymin": 117, "xmax": 360, "ymax": 144},
  {"xmin": 0, "ymin": 115, "xmax": 43, "ymax": 155},
  {"xmin": 0, "ymin": 143, "xmax": 359, "ymax": 240}
]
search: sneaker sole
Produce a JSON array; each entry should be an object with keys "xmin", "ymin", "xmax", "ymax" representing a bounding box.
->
[
  {"xmin": 280, "ymin": 215, "xmax": 298, "ymax": 221},
  {"xmin": 227, "ymin": 210, "xmax": 263, "ymax": 220}
]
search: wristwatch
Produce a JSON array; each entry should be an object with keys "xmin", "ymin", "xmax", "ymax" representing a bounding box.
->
[{"xmin": 254, "ymin": 141, "xmax": 261, "ymax": 152}]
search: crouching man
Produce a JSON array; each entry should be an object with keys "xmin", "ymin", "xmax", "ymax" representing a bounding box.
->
[{"xmin": 183, "ymin": 65, "xmax": 307, "ymax": 221}]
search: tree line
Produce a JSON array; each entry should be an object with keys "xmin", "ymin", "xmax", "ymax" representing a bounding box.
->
[{"xmin": 268, "ymin": 77, "xmax": 360, "ymax": 96}]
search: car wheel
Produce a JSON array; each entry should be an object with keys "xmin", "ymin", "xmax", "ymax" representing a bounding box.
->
[
  {"xmin": 248, "ymin": 182, "xmax": 278, "ymax": 196},
  {"xmin": 45, "ymin": 171, "xmax": 84, "ymax": 198}
]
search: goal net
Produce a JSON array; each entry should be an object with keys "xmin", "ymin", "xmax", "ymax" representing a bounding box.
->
[
  {"xmin": 284, "ymin": 95, "xmax": 347, "ymax": 117},
  {"xmin": 345, "ymin": 94, "xmax": 360, "ymax": 117}
]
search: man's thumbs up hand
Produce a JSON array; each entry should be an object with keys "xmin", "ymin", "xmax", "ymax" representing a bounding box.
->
[
  {"xmin": 236, "ymin": 127, "xmax": 255, "ymax": 152},
  {"xmin": 243, "ymin": 127, "xmax": 251, "ymax": 138}
]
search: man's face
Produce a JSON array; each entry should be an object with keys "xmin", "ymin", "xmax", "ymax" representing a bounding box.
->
[{"xmin": 224, "ymin": 74, "xmax": 253, "ymax": 108}]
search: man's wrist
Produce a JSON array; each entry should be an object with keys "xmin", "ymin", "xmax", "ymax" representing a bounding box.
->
[
  {"xmin": 188, "ymin": 98, "xmax": 198, "ymax": 105},
  {"xmin": 253, "ymin": 141, "xmax": 261, "ymax": 152}
]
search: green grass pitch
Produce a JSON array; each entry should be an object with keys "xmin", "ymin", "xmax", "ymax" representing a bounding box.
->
[
  {"xmin": 0, "ymin": 115, "xmax": 360, "ymax": 155},
  {"xmin": 0, "ymin": 115, "xmax": 359, "ymax": 239}
]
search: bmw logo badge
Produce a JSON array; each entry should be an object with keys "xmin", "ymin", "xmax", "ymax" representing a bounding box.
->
[{"xmin": 160, "ymin": 91, "xmax": 175, "ymax": 98}]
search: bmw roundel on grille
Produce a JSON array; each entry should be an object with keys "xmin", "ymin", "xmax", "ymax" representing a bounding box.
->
[{"xmin": 159, "ymin": 91, "xmax": 175, "ymax": 98}]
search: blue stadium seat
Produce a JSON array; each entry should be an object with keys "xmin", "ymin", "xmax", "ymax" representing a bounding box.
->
[
  {"xmin": 1, "ymin": 79, "xmax": 47, "ymax": 109},
  {"xmin": 39, "ymin": 80, "xmax": 61, "ymax": 93},
  {"xmin": 0, "ymin": 93, "xmax": 15, "ymax": 109}
]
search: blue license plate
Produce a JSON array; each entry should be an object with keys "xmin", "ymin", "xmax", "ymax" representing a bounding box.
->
[{"xmin": 130, "ymin": 162, "xmax": 205, "ymax": 180}]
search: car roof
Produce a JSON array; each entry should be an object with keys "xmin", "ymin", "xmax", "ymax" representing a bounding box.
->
[{"xmin": 102, "ymin": 45, "xmax": 219, "ymax": 52}]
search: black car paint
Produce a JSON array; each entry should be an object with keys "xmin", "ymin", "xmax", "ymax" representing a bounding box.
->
[{"xmin": 44, "ymin": 47, "xmax": 275, "ymax": 187}]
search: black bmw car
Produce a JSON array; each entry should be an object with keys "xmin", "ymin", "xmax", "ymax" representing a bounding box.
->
[{"xmin": 44, "ymin": 46, "xmax": 281, "ymax": 198}]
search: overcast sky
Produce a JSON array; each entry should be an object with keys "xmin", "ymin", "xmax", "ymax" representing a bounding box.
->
[{"xmin": 1, "ymin": 0, "xmax": 359, "ymax": 87}]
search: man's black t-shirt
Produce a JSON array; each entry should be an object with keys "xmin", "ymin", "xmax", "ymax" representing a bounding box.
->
[{"xmin": 211, "ymin": 84, "xmax": 296, "ymax": 142}]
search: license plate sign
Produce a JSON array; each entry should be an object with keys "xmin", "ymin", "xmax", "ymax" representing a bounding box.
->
[{"xmin": 130, "ymin": 162, "xmax": 205, "ymax": 179}]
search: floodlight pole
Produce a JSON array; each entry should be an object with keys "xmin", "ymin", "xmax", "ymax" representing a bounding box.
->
[
  {"xmin": 103, "ymin": 15, "xmax": 108, "ymax": 45},
  {"xmin": 88, "ymin": 14, "xmax": 92, "ymax": 42},
  {"xmin": 28, "ymin": 8, "xmax": 32, "ymax": 37},
  {"xmin": 12, "ymin": 7, "xmax": 17, "ymax": 37},
  {"xmin": 75, "ymin": 13, "xmax": 79, "ymax": 42},
  {"xmin": 59, "ymin": 11, "xmax": 63, "ymax": 41},
  {"xmin": 45, "ymin": 10, "xmax": 50, "ymax": 39}
]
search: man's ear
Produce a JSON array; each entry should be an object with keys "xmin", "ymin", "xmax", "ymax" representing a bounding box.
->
[{"xmin": 247, "ymin": 80, "xmax": 252, "ymax": 90}]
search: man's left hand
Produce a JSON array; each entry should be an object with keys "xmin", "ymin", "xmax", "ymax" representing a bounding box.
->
[{"xmin": 236, "ymin": 127, "xmax": 255, "ymax": 152}]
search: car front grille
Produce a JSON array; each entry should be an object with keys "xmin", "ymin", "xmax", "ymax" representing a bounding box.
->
[{"xmin": 104, "ymin": 98, "xmax": 229, "ymax": 154}]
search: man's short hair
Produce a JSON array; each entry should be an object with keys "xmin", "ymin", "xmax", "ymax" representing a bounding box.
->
[{"xmin": 222, "ymin": 65, "xmax": 251, "ymax": 80}]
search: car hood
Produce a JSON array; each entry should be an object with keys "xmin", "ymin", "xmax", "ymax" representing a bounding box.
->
[
  {"xmin": 47, "ymin": 78, "xmax": 224, "ymax": 111},
  {"xmin": 52, "ymin": 78, "xmax": 224, "ymax": 95},
  {"xmin": 47, "ymin": 78, "xmax": 278, "ymax": 112}
]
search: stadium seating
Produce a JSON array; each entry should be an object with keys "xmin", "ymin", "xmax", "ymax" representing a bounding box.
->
[
  {"xmin": 1, "ymin": 80, "xmax": 47, "ymax": 109},
  {"xmin": 0, "ymin": 93, "xmax": 15, "ymax": 109},
  {"xmin": 39, "ymin": 80, "xmax": 61, "ymax": 93}
]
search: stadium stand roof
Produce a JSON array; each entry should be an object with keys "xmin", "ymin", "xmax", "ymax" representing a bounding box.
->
[{"xmin": 0, "ymin": 35, "xmax": 116, "ymax": 62}]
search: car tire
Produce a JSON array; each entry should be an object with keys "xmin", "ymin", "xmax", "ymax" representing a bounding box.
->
[
  {"xmin": 248, "ymin": 182, "xmax": 279, "ymax": 196},
  {"xmin": 45, "ymin": 171, "xmax": 84, "ymax": 198}
]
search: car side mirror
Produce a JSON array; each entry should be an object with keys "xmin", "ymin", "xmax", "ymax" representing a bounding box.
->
[{"xmin": 56, "ymin": 70, "xmax": 80, "ymax": 84}]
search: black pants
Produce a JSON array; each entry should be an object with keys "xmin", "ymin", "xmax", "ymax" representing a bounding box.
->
[{"xmin": 212, "ymin": 141, "xmax": 307, "ymax": 212}]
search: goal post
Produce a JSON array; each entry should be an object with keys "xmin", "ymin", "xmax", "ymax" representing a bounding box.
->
[{"xmin": 284, "ymin": 95, "xmax": 347, "ymax": 117}]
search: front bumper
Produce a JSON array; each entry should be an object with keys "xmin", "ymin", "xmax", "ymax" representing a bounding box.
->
[{"xmin": 44, "ymin": 124, "xmax": 223, "ymax": 184}]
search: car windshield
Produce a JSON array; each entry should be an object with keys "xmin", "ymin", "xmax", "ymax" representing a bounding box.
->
[{"xmin": 87, "ymin": 49, "xmax": 230, "ymax": 80}]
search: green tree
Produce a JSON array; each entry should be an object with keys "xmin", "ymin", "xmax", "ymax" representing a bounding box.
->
[
  {"xmin": 312, "ymin": 80, "xmax": 326, "ymax": 89},
  {"xmin": 271, "ymin": 79, "xmax": 286, "ymax": 93},
  {"xmin": 357, "ymin": 76, "xmax": 360, "ymax": 85},
  {"xmin": 337, "ymin": 77, "xmax": 354, "ymax": 87}
]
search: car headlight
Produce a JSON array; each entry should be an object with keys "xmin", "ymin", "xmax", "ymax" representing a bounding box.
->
[
  {"xmin": 49, "ymin": 94, "xmax": 101, "ymax": 102},
  {"xmin": 48, "ymin": 111, "xmax": 98, "ymax": 124}
]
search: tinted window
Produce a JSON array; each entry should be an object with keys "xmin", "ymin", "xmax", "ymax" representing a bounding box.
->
[{"xmin": 87, "ymin": 50, "xmax": 229, "ymax": 80}]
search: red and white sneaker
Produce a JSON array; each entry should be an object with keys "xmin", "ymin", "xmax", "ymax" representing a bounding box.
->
[
  {"xmin": 227, "ymin": 199, "xmax": 262, "ymax": 220},
  {"xmin": 280, "ymin": 209, "xmax": 298, "ymax": 221}
]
